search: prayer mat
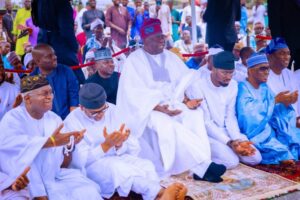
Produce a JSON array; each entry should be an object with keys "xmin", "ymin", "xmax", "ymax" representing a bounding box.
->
[
  {"xmin": 253, "ymin": 161, "xmax": 300, "ymax": 182},
  {"xmin": 160, "ymin": 164, "xmax": 300, "ymax": 200}
]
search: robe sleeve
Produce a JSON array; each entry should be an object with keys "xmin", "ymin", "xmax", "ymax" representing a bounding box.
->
[
  {"xmin": 27, "ymin": 162, "xmax": 47, "ymax": 198},
  {"xmin": 224, "ymin": 83, "xmax": 248, "ymax": 141}
]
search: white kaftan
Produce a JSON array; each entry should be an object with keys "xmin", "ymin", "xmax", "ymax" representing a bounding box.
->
[{"xmin": 0, "ymin": 81, "xmax": 18, "ymax": 121}]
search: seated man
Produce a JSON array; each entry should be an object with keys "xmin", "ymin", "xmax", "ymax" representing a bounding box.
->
[
  {"xmin": 173, "ymin": 30, "xmax": 194, "ymax": 55},
  {"xmin": 0, "ymin": 64, "xmax": 18, "ymax": 121},
  {"xmin": 185, "ymin": 43, "xmax": 207, "ymax": 70},
  {"xmin": 266, "ymin": 37, "xmax": 300, "ymax": 125},
  {"xmin": 117, "ymin": 18, "xmax": 226, "ymax": 183},
  {"xmin": 0, "ymin": 41, "xmax": 13, "ymax": 69},
  {"xmin": 0, "ymin": 168, "xmax": 30, "ymax": 200},
  {"xmin": 233, "ymin": 46, "xmax": 255, "ymax": 82},
  {"xmin": 64, "ymin": 83, "xmax": 187, "ymax": 200},
  {"xmin": 186, "ymin": 51, "xmax": 262, "ymax": 169},
  {"xmin": 85, "ymin": 48, "xmax": 119, "ymax": 104},
  {"xmin": 237, "ymin": 53, "xmax": 300, "ymax": 165},
  {"xmin": 31, "ymin": 44, "xmax": 79, "ymax": 119},
  {"xmin": 0, "ymin": 75, "xmax": 102, "ymax": 199}
]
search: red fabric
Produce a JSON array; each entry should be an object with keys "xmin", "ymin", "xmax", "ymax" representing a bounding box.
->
[
  {"xmin": 76, "ymin": 32, "xmax": 87, "ymax": 48},
  {"xmin": 140, "ymin": 18, "xmax": 163, "ymax": 40}
]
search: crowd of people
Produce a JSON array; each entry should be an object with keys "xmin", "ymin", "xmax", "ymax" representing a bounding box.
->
[{"xmin": 1, "ymin": 0, "xmax": 300, "ymax": 199}]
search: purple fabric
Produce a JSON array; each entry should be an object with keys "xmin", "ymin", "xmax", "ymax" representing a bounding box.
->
[{"xmin": 26, "ymin": 18, "xmax": 39, "ymax": 47}]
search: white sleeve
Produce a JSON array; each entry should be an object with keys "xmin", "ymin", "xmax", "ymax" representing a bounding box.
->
[{"xmin": 27, "ymin": 162, "xmax": 47, "ymax": 198}]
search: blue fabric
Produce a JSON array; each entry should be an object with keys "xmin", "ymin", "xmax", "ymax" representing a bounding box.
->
[
  {"xmin": 246, "ymin": 53, "xmax": 268, "ymax": 68},
  {"xmin": 1, "ymin": 55, "xmax": 13, "ymax": 69},
  {"xmin": 185, "ymin": 58, "xmax": 201, "ymax": 70},
  {"xmin": 85, "ymin": 34, "xmax": 101, "ymax": 51},
  {"xmin": 127, "ymin": 6, "xmax": 135, "ymax": 21},
  {"xmin": 31, "ymin": 64, "xmax": 79, "ymax": 119},
  {"xmin": 266, "ymin": 37, "xmax": 289, "ymax": 54},
  {"xmin": 236, "ymin": 81, "xmax": 300, "ymax": 164},
  {"xmin": 131, "ymin": 12, "xmax": 144, "ymax": 39},
  {"xmin": 240, "ymin": 6, "xmax": 248, "ymax": 35}
]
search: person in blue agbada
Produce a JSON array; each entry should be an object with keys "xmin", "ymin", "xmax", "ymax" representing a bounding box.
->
[
  {"xmin": 31, "ymin": 43, "xmax": 79, "ymax": 120},
  {"xmin": 236, "ymin": 53, "xmax": 300, "ymax": 165}
]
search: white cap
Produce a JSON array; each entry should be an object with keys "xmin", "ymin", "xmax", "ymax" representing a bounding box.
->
[
  {"xmin": 90, "ymin": 18, "xmax": 104, "ymax": 31},
  {"xmin": 23, "ymin": 53, "xmax": 33, "ymax": 68}
]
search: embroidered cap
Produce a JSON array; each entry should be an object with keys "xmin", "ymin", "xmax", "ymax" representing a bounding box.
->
[
  {"xmin": 246, "ymin": 53, "xmax": 269, "ymax": 68},
  {"xmin": 21, "ymin": 75, "xmax": 49, "ymax": 93},
  {"xmin": 94, "ymin": 47, "xmax": 112, "ymax": 61},
  {"xmin": 140, "ymin": 18, "xmax": 163, "ymax": 41}
]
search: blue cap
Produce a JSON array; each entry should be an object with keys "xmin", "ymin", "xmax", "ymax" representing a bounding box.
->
[
  {"xmin": 266, "ymin": 37, "xmax": 289, "ymax": 54},
  {"xmin": 94, "ymin": 47, "xmax": 112, "ymax": 61},
  {"xmin": 246, "ymin": 53, "xmax": 269, "ymax": 68}
]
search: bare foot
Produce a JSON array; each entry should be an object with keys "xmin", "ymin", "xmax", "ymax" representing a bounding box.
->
[
  {"xmin": 281, "ymin": 159, "xmax": 296, "ymax": 166},
  {"xmin": 156, "ymin": 183, "xmax": 187, "ymax": 200}
]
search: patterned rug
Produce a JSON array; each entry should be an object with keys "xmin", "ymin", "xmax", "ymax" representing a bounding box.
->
[
  {"xmin": 160, "ymin": 164, "xmax": 300, "ymax": 200},
  {"xmin": 253, "ymin": 161, "xmax": 300, "ymax": 182}
]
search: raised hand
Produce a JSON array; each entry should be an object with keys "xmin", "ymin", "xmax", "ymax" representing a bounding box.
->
[
  {"xmin": 11, "ymin": 167, "xmax": 30, "ymax": 191},
  {"xmin": 115, "ymin": 124, "xmax": 130, "ymax": 148},
  {"xmin": 44, "ymin": 124, "xmax": 86, "ymax": 148},
  {"xmin": 275, "ymin": 91, "xmax": 293, "ymax": 107}
]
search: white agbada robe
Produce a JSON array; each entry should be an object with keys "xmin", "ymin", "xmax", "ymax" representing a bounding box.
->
[
  {"xmin": 0, "ymin": 106, "xmax": 102, "ymax": 200},
  {"xmin": 186, "ymin": 76, "xmax": 262, "ymax": 169},
  {"xmin": 0, "ymin": 171, "xmax": 29, "ymax": 200},
  {"xmin": 63, "ymin": 105, "xmax": 161, "ymax": 200},
  {"xmin": 173, "ymin": 40, "xmax": 193, "ymax": 54},
  {"xmin": 197, "ymin": 64, "xmax": 211, "ymax": 79},
  {"xmin": 267, "ymin": 68, "xmax": 300, "ymax": 116},
  {"xmin": 117, "ymin": 48, "xmax": 212, "ymax": 178},
  {"xmin": 0, "ymin": 81, "xmax": 18, "ymax": 121}
]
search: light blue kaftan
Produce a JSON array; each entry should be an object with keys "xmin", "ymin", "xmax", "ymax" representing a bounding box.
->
[{"xmin": 236, "ymin": 81, "xmax": 300, "ymax": 164}]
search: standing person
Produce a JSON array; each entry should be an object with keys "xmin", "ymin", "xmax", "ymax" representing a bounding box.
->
[
  {"xmin": 179, "ymin": 0, "xmax": 202, "ymax": 32},
  {"xmin": 117, "ymin": 18, "xmax": 226, "ymax": 183},
  {"xmin": 251, "ymin": 0, "xmax": 267, "ymax": 27},
  {"xmin": 2, "ymin": 0, "xmax": 15, "ymax": 46},
  {"xmin": 240, "ymin": 0, "xmax": 248, "ymax": 35},
  {"xmin": 122, "ymin": 0, "xmax": 135, "ymax": 22},
  {"xmin": 203, "ymin": 0, "xmax": 240, "ymax": 51},
  {"xmin": 186, "ymin": 51, "xmax": 262, "ymax": 169},
  {"xmin": 64, "ymin": 83, "xmax": 188, "ymax": 200},
  {"xmin": 167, "ymin": 0, "xmax": 180, "ymax": 42},
  {"xmin": 75, "ymin": 2, "xmax": 90, "ymax": 34},
  {"xmin": 106, "ymin": 0, "xmax": 131, "ymax": 49},
  {"xmin": 143, "ymin": 1, "xmax": 150, "ymax": 19},
  {"xmin": 268, "ymin": 0, "xmax": 300, "ymax": 70},
  {"xmin": 25, "ymin": 17, "xmax": 39, "ymax": 47},
  {"xmin": 82, "ymin": 0, "xmax": 105, "ymax": 39},
  {"xmin": 130, "ymin": 0, "xmax": 144, "ymax": 41},
  {"xmin": 149, "ymin": 0, "xmax": 172, "ymax": 39},
  {"xmin": 12, "ymin": 0, "xmax": 31, "ymax": 56},
  {"xmin": 0, "ymin": 75, "xmax": 103, "ymax": 200},
  {"xmin": 182, "ymin": 14, "xmax": 202, "ymax": 42},
  {"xmin": 32, "ymin": 0, "xmax": 85, "ymax": 84}
]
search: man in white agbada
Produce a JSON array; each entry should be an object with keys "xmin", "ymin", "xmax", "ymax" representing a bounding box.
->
[
  {"xmin": 117, "ymin": 18, "xmax": 226, "ymax": 183},
  {"xmin": 0, "ymin": 75, "xmax": 102, "ymax": 200},
  {"xmin": 186, "ymin": 51, "xmax": 262, "ymax": 169},
  {"xmin": 266, "ymin": 37, "xmax": 300, "ymax": 125},
  {"xmin": 0, "ymin": 64, "xmax": 18, "ymax": 121},
  {"xmin": 63, "ymin": 83, "xmax": 187, "ymax": 200},
  {"xmin": 196, "ymin": 44, "xmax": 224, "ymax": 80},
  {"xmin": 0, "ymin": 168, "xmax": 30, "ymax": 200}
]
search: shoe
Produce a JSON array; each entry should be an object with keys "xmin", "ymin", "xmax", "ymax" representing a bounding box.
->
[{"xmin": 193, "ymin": 162, "xmax": 226, "ymax": 183}]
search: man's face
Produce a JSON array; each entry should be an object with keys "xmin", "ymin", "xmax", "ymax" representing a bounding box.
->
[
  {"xmin": 122, "ymin": 0, "xmax": 129, "ymax": 6},
  {"xmin": 5, "ymin": 2, "xmax": 12, "ymax": 11},
  {"xmin": 89, "ymin": 0, "xmax": 96, "ymax": 8},
  {"xmin": 93, "ymin": 25, "xmax": 104, "ymax": 38},
  {"xmin": 26, "ymin": 85, "xmax": 53, "ymax": 113},
  {"xmin": 212, "ymin": 68, "xmax": 234, "ymax": 87},
  {"xmin": 36, "ymin": 48, "xmax": 57, "ymax": 71},
  {"xmin": 254, "ymin": 23, "xmax": 264, "ymax": 35},
  {"xmin": 182, "ymin": 31, "xmax": 191, "ymax": 41},
  {"xmin": 0, "ymin": 67, "xmax": 5, "ymax": 84},
  {"xmin": 0, "ymin": 42, "xmax": 11, "ymax": 55},
  {"xmin": 81, "ymin": 103, "xmax": 109, "ymax": 121},
  {"xmin": 144, "ymin": 34, "xmax": 165, "ymax": 54},
  {"xmin": 135, "ymin": 0, "xmax": 142, "ymax": 7},
  {"xmin": 271, "ymin": 48, "xmax": 291, "ymax": 69},
  {"xmin": 144, "ymin": 2, "xmax": 149, "ymax": 10},
  {"xmin": 96, "ymin": 59, "xmax": 115, "ymax": 77},
  {"xmin": 11, "ymin": 58, "xmax": 23, "ymax": 70},
  {"xmin": 193, "ymin": 45, "xmax": 206, "ymax": 60},
  {"xmin": 185, "ymin": 16, "xmax": 192, "ymax": 25},
  {"xmin": 24, "ymin": 0, "xmax": 31, "ymax": 10},
  {"xmin": 113, "ymin": 0, "xmax": 120, "ymax": 6},
  {"xmin": 249, "ymin": 63, "xmax": 270, "ymax": 84}
]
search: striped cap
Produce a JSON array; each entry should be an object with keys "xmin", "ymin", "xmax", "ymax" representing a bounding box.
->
[{"xmin": 246, "ymin": 53, "xmax": 269, "ymax": 68}]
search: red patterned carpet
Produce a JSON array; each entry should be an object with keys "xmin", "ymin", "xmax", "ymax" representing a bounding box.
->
[{"xmin": 253, "ymin": 161, "xmax": 300, "ymax": 182}]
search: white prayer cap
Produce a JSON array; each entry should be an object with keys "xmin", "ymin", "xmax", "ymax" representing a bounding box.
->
[
  {"xmin": 90, "ymin": 18, "xmax": 104, "ymax": 30},
  {"xmin": 23, "ymin": 53, "xmax": 33, "ymax": 68},
  {"xmin": 208, "ymin": 44, "xmax": 224, "ymax": 56}
]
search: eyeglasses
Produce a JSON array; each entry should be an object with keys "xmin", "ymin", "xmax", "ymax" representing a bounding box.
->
[
  {"xmin": 90, "ymin": 104, "xmax": 109, "ymax": 117},
  {"xmin": 257, "ymin": 66, "xmax": 270, "ymax": 72}
]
